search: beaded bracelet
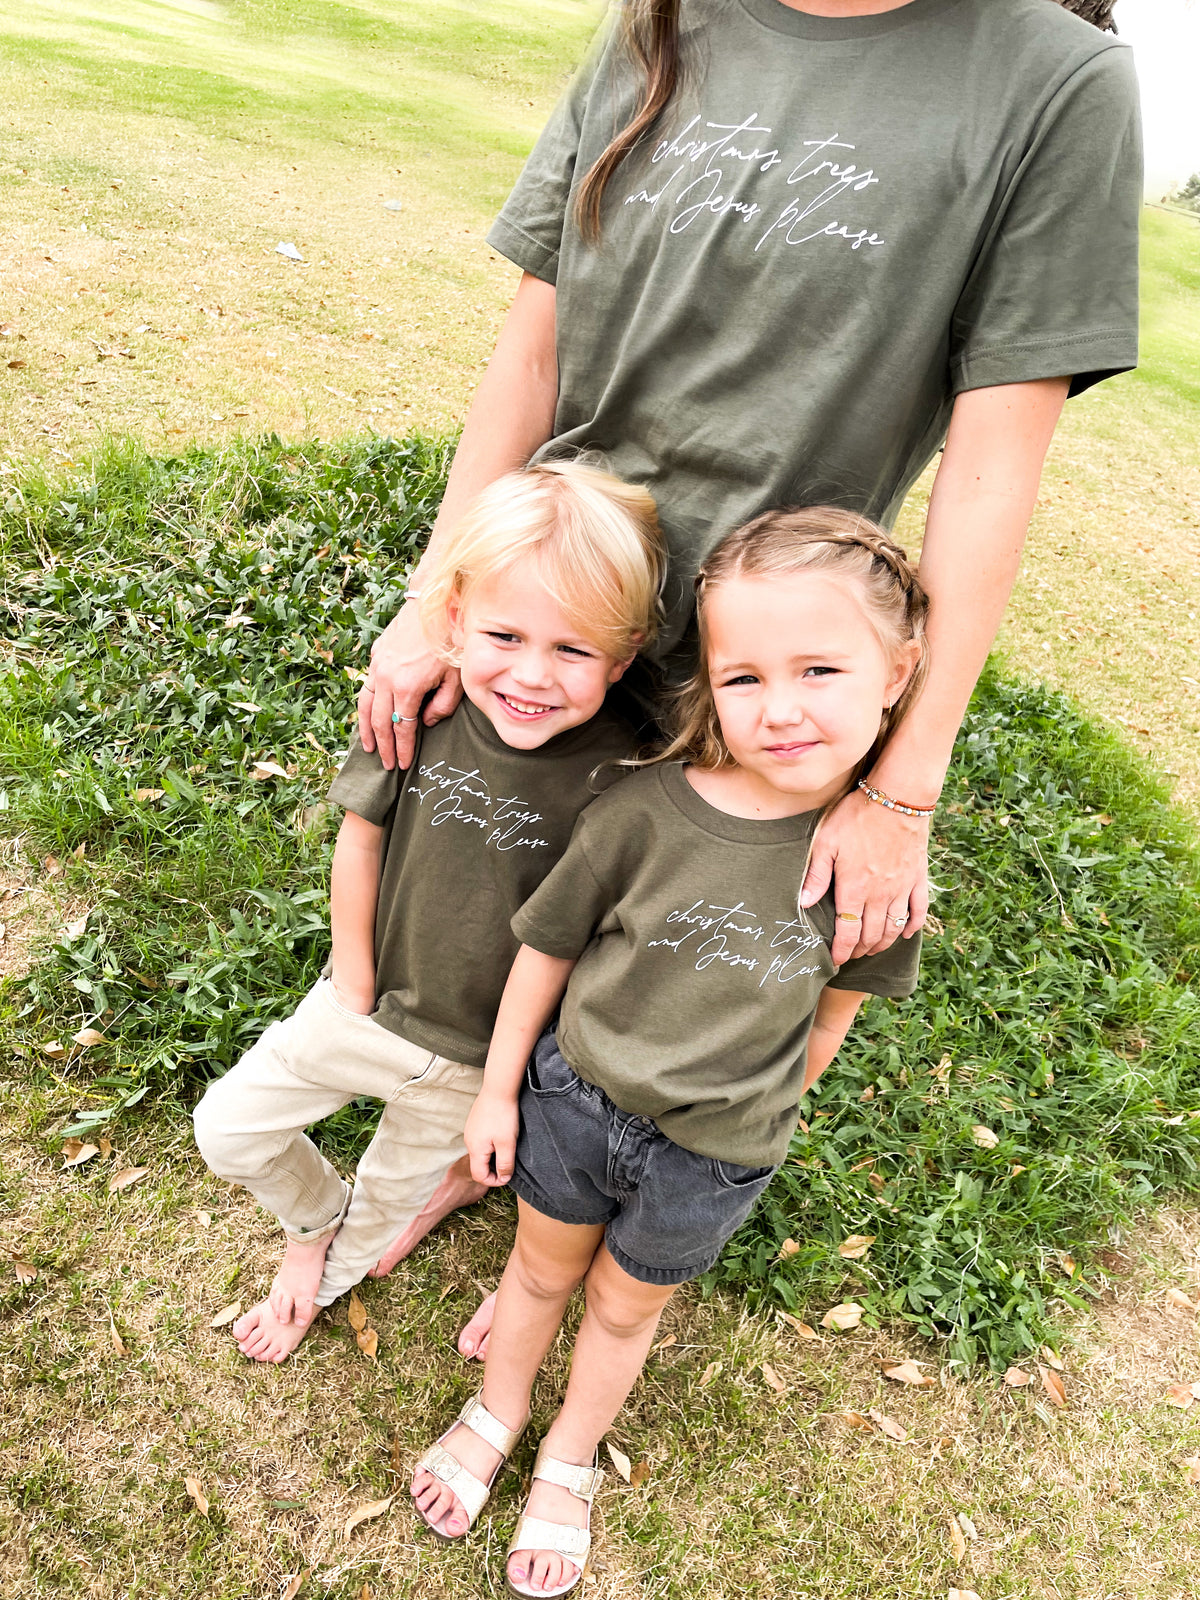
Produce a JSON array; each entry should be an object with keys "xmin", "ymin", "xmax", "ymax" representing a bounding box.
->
[{"xmin": 857, "ymin": 779, "xmax": 936, "ymax": 819}]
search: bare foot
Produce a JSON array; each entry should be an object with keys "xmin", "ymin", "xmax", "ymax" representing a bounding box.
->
[
  {"xmin": 457, "ymin": 1289, "xmax": 497, "ymax": 1362},
  {"xmin": 267, "ymin": 1232, "xmax": 335, "ymax": 1327},
  {"xmin": 232, "ymin": 1297, "xmax": 318, "ymax": 1363},
  {"xmin": 507, "ymin": 1467, "xmax": 591, "ymax": 1594},
  {"xmin": 368, "ymin": 1155, "xmax": 489, "ymax": 1279},
  {"xmin": 411, "ymin": 1415, "xmax": 507, "ymax": 1538}
]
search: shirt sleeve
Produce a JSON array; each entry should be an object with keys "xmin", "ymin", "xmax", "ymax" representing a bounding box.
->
[
  {"xmin": 827, "ymin": 930, "xmax": 922, "ymax": 1000},
  {"xmin": 511, "ymin": 810, "xmax": 620, "ymax": 958},
  {"xmin": 326, "ymin": 735, "xmax": 404, "ymax": 826},
  {"xmin": 950, "ymin": 43, "xmax": 1142, "ymax": 399},
  {"xmin": 485, "ymin": 16, "xmax": 618, "ymax": 286}
]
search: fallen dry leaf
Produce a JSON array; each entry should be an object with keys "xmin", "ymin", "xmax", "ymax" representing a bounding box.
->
[
  {"xmin": 777, "ymin": 1238, "xmax": 801, "ymax": 1260},
  {"xmin": 947, "ymin": 1513, "xmax": 967, "ymax": 1564},
  {"xmin": 630, "ymin": 1460, "xmax": 650, "ymax": 1488},
  {"xmin": 109, "ymin": 1166, "xmax": 150, "ymax": 1192},
  {"xmin": 837, "ymin": 1234, "xmax": 875, "ymax": 1261},
  {"xmin": 436, "ymin": 1282, "xmax": 454, "ymax": 1303},
  {"xmin": 820, "ymin": 1302, "xmax": 863, "ymax": 1332},
  {"xmin": 606, "ymin": 1441, "xmax": 632, "ymax": 1482},
  {"xmin": 1003, "ymin": 1366, "xmax": 1032, "ymax": 1387},
  {"xmin": 72, "ymin": 1027, "xmax": 105, "ymax": 1048},
  {"xmin": 63, "ymin": 1142, "xmax": 100, "ymax": 1168},
  {"xmin": 348, "ymin": 1287, "xmax": 368, "ymax": 1333},
  {"xmin": 41, "ymin": 1040, "xmax": 67, "ymax": 1060},
  {"xmin": 867, "ymin": 1407, "xmax": 906, "ymax": 1441},
  {"xmin": 970, "ymin": 1124, "xmax": 1000, "ymax": 1150},
  {"xmin": 197, "ymin": 1210, "xmax": 212, "ymax": 1228},
  {"xmin": 698, "ymin": 1360, "xmax": 722, "ymax": 1389},
  {"xmin": 1039, "ymin": 1365, "xmax": 1066, "ymax": 1408},
  {"xmin": 210, "ymin": 1301, "xmax": 243, "ymax": 1329},
  {"xmin": 64, "ymin": 915, "xmax": 90, "ymax": 940},
  {"xmin": 44, "ymin": 854, "xmax": 62, "ymax": 877},
  {"xmin": 251, "ymin": 759, "xmax": 289, "ymax": 781},
  {"xmin": 184, "ymin": 1476, "xmax": 209, "ymax": 1516},
  {"xmin": 98, "ymin": 1135, "xmax": 113, "ymax": 1158},
  {"xmin": 133, "ymin": 787, "xmax": 165, "ymax": 802},
  {"xmin": 948, "ymin": 1590, "xmax": 983, "ymax": 1600},
  {"xmin": 780, "ymin": 1312, "xmax": 821, "ymax": 1340},
  {"xmin": 883, "ymin": 1359, "xmax": 935, "ymax": 1388},
  {"xmin": 343, "ymin": 1495, "xmax": 394, "ymax": 1540},
  {"xmin": 1039, "ymin": 1345, "xmax": 1065, "ymax": 1372},
  {"xmin": 957, "ymin": 1511, "xmax": 979, "ymax": 1541},
  {"xmin": 13, "ymin": 1259, "xmax": 36, "ymax": 1285},
  {"xmin": 1167, "ymin": 1288, "xmax": 1197, "ymax": 1312},
  {"xmin": 651, "ymin": 1332, "xmax": 677, "ymax": 1353},
  {"xmin": 109, "ymin": 1314, "xmax": 128, "ymax": 1357},
  {"xmin": 1164, "ymin": 1383, "xmax": 1196, "ymax": 1409},
  {"xmin": 840, "ymin": 1409, "xmax": 873, "ymax": 1430},
  {"xmin": 280, "ymin": 1573, "xmax": 310, "ymax": 1600},
  {"xmin": 73, "ymin": 843, "xmax": 86, "ymax": 861},
  {"xmin": 760, "ymin": 1361, "xmax": 785, "ymax": 1394},
  {"xmin": 356, "ymin": 1326, "xmax": 379, "ymax": 1361}
]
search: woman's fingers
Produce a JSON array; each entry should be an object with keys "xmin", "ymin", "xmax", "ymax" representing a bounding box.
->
[
  {"xmin": 799, "ymin": 837, "xmax": 835, "ymax": 910},
  {"xmin": 357, "ymin": 680, "xmax": 378, "ymax": 754},
  {"xmin": 829, "ymin": 900, "xmax": 866, "ymax": 966},
  {"xmin": 423, "ymin": 665, "xmax": 464, "ymax": 727},
  {"xmin": 905, "ymin": 875, "xmax": 930, "ymax": 937}
]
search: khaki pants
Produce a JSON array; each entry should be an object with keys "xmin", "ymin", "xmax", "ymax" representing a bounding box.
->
[{"xmin": 193, "ymin": 977, "xmax": 480, "ymax": 1306}]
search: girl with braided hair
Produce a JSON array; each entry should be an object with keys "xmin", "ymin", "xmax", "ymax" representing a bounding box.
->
[
  {"xmin": 410, "ymin": 507, "xmax": 929, "ymax": 1594},
  {"xmin": 359, "ymin": 0, "xmax": 1141, "ymax": 1334}
]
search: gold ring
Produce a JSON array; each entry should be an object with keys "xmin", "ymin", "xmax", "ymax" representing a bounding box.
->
[{"xmin": 836, "ymin": 911, "xmax": 862, "ymax": 923}]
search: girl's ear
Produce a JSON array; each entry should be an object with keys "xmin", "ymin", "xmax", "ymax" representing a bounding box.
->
[
  {"xmin": 884, "ymin": 639, "xmax": 922, "ymax": 709},
  {"xmin": 606, "ymin": 632, "xmax": 643, "ymax": 685}
]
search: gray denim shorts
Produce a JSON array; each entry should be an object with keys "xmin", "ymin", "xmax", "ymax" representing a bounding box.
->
[{"xmin": 511, "ymin": 1031, "xmax": 776, "ymax": 1286}]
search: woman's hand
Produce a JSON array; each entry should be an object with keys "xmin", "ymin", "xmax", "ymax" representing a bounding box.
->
[
  {"xmin": 464, "ymin": 1089, "xmax": 520, "ymax": 1187},
  {"xmin": 357, "ymin": 600, "xmax": 462, "ymax": 771},
  {"xmin": 799, "ymin": 785, "xmax": 930, "ymax": 964}
]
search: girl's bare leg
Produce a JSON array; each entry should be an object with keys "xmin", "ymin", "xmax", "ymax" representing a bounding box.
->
[
  {"xmin": 410, "ymin": 1201, "xmax": 604, "ymax": 1537},
  {"xmin": 508, "ymin": 1245, "xmax": 677, "ymax": 1594}
]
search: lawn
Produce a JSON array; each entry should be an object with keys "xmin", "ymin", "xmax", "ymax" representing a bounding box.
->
[{"xmin": 3, "ymin": 4, "xmax": 1200, "ymax": 1599}]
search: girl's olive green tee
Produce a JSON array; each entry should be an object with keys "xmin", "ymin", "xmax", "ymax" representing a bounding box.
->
[
  {"xmin": 513, "ymin": 763, "xmax": 922, "ymax": 1167},
  {"xmin": 487, "ymin": 0, "xmax": 1142, "ymax": 674}
]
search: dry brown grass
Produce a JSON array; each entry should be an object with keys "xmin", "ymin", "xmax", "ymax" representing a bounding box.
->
[{"xmin": 4, "ymin": 1072, "xmax": 1200, "ymax": 1600}]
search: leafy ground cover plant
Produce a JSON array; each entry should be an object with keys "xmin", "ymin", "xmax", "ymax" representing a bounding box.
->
[{"xmin": 2, "ymin": 435, "xmax": 1198, "ymax": 1368}]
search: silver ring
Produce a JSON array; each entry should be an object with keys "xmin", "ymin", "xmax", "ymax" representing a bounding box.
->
[
  {"xmin": 890, "ymin": 914, "xmax": 910, "ymax": 926},
  {"xmin": 391, "ymin": 712, "xmax": 418, "ymax": 724}
]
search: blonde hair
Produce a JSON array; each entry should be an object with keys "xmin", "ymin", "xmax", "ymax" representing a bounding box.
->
[
  {"xmin": 420, "ymin": 460, "xmax": 665, "ymax": 662},
  {"xmin": 659, "ymin": 506, "xmax": 930, "ymax": 782}
]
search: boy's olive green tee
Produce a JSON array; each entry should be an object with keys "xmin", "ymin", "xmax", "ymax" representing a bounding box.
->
[
  {"xmin": 487, "ymin": 0, "xmax": 1141, "ymax": 672},
  {"xmin": 327, "ymin": 698, "xmax": 634, "ymax": 1067},
  {"xmin": 512, "ymin": 764, "xmax": 921, "ymax": 1167}
]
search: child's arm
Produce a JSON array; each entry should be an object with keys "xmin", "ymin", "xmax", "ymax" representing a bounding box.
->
[
  {"xmin": 465, "ymin": 944, "xmax": 577, "ymax": 1187},
  {"xmin": 802, "ymin": 988, "xmax": 868, "ymax": 1096},
  {"xmin": 328, "ymin": 811, "xmax": 385, "ymax": 1015}
]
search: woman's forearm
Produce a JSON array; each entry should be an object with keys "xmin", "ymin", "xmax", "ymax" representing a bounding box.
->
[
  {"xmin": 412, "ymin": 271, "xmax": 558, "ymax": 576},
  {"xmin": 870, "ymin": 376, "xmax": 1070, "ymax": 804}
]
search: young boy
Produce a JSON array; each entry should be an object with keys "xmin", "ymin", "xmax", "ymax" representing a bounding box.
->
[{"xmin": 193, "ymin": 461, "xmax": 664, "ymax": 1361}]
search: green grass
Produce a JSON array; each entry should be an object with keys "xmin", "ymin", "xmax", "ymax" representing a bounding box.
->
[{"xmin": 4, "ymin": 434, "xmax": 1199, "ymax": 1369}]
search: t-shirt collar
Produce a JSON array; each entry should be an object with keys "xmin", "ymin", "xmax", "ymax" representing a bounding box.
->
[
  {"xmin": 738, "ymin": 0, "xmax": 966, "ymax": 40},
  {"xmin": 460, "ymin": 694, "xmax": 620, "ymax": 760},
  {"xmin": 659, "ymin": 761, "xmax": 825, "ymax": 843}
]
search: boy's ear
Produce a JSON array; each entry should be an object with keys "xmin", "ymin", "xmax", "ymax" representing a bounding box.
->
[{"xmin": 607, "ymin": 632, "xmax": 643, "ymax": 685}]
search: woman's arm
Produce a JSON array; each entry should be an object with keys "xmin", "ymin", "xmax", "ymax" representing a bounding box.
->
[
  {"xmin": 464, "ymin": 944, "xmax": 577, "ymax": 1185},
  {"xmin": 358, "ymin": 272, "xmax": 559, "ymax": 769},
  {"xmin": 329, "ymin": 810, "xmax": 385, "ymax": 1014},
  {"xmin": 802, "ymin": 988, "xmax": 867, "ymax": 1095},
  {"xmin": 801, "ymin": 375, "xmax": 1070, "ymax": 963}
]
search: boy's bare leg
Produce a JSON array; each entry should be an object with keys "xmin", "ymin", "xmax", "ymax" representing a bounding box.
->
[
  {"xmin": 367, "ymin": 1154, "xmax": 489, "ymax": 1279},
  {"xmin": 507, "ymin": 1246, "xmax": 676, "ymax": 1594},
  {"xmin": 232, "ymin": 1230, "xmax": 337, "ymax": 1363},
  {"xmin": 411, "ymin": 1202, "xmax": 604, "ymax": 1538}
]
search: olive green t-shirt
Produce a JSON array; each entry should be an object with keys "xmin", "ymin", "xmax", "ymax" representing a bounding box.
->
[
  {"xmin": 488, "ymin": 0, "xmax": 1141, "ymax": 670},
  {"xmin": 327, "ymin": 698, "xmax": 634, "ymax": 1067},
  {"xmin": 512, "ymin": 764, "xmax": 920, "ymax": 1166}
]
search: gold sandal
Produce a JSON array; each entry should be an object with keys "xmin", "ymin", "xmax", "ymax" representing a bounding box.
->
[
  {"xmin": 505, "ymin": 1441, "xmax": 602, "ymax": 1598},
  {"xmin": 412, "ymin": 1390, "xmax": 528, "ymax": 1541}
]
